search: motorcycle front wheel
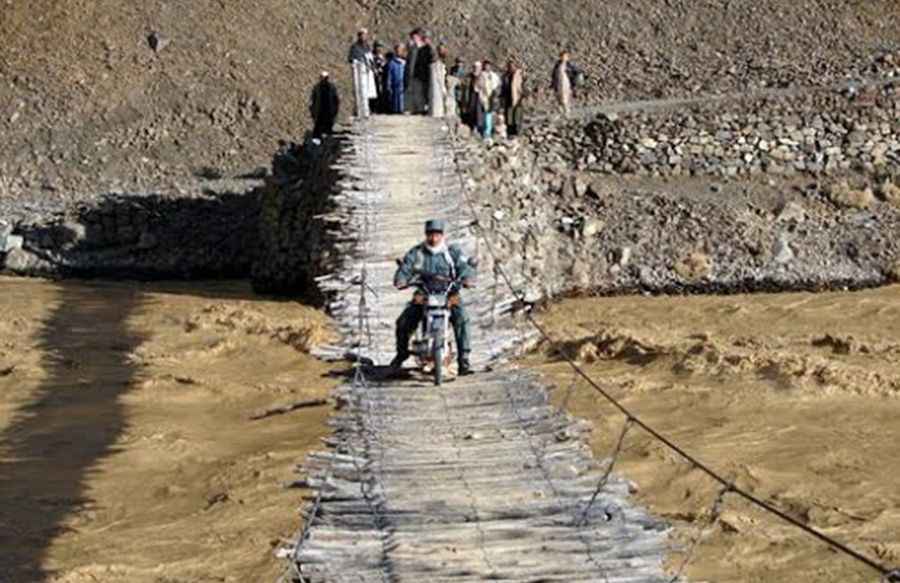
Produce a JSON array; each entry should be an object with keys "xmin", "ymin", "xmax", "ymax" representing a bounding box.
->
[{"xmin": 433, "ymin": 335, "xmax": 444, "ymax": 386}]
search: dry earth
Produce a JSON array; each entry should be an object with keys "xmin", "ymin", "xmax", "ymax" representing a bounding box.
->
[
  {"xmin": 2, "ymin": 1, "xmax": 899, "ymax": 198},
  {"xmin": 528, "ymin": 285, "xmax": 900, "ymax": 582},
  {"xmin": 0, "ymin": 277, "xmax": 339, "ymax": 583}
]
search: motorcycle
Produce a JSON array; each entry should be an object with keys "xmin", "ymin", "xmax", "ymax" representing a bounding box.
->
[{"xmin": 403, "ymin": 270, "xmax": 463, "ymax": 386}]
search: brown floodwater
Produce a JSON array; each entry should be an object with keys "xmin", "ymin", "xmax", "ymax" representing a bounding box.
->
[
  {"xmin": 529, "ymin": 285, "xmax": 900, "ymax": 583},
  {"xmin": 1, "ymin": 276, "xmax": 898, "ymax": 582},
  {"xmin": 0, "ymin": 277, "xmax": 338, "ymax": 583}
]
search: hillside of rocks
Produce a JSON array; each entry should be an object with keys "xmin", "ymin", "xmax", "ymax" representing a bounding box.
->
[{"xmin": 2, "ymin": 0, "xmax": 900, "ymax": 203}]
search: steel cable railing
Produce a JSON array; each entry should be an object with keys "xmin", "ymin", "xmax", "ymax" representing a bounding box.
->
[{"xmin": 444, "ymin": 126, "xmax": 900, "ymax": 582}]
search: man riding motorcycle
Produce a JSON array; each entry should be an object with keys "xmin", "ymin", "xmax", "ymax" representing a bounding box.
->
[{"xmin": 390, "ymin": 219, "xmax": 476, "ymax": 376}]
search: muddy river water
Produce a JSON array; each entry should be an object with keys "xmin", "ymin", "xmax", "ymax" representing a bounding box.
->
[
  {"xmin": 1, "ymin": 276, "xmax": 898, "ymax": 582},
  {"xmin": 0, "ymin": 277, "xmax": 338, "ymax": 582}
]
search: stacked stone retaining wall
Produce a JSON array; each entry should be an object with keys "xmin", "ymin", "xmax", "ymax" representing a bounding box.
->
[{"xmin": 534, "ymin": 85, "xmax": 900, "ymax": 180}]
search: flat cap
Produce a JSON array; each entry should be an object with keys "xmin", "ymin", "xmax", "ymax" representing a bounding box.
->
[{"xmin": 424, "ymin": 219, "xmax": 446, "ymax": 233}]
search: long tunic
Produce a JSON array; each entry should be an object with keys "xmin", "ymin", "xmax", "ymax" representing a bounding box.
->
[
  {"xmin": 501, "ymin": 70, "xmax": 525, "ymax": 135},
  {"xmin": 387, "ymin": 57, "xmax": 407, "ymax": 114},
  {"xmin": 430, "ymin": 60, "xmax": 447, "ymax": 118},
  {"xmin": 404, "ymin": 44, "xmax": 422, "ymax": 113},
  {"xmin": 349, "ymin": 44, "xmax": 377, "ymax": 117},
  {"xmin": 408, "ymin": 44, "xmax": 433, "ymax": 114},
  {"xmin": 445, "ymin": 75, "xmax": 460, "ymax": 119},
  {"xmin": 552, "ymin": 62, "xmax": 572, "ymax": 115},
  {"xmin": 309, "ymin": 80, "xmax": 340, "ymax": 137}
]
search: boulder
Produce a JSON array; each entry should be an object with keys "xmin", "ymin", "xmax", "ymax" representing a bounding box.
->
[
  {"xmin": 3, "ymin": 248, "xmax": 50, "ymax": 274},
  {"xmin": 776, "ymin": 200, "xmax": 806, "ymax": 223},
  {"xmin": 889, "ymin": 259, "xmax": 900, "ymax": 283},
  {"xmin": 879, "ymin": 180, "xmax": 900, "ymax": 208},
  {"xmin": 54, "ymin": 221, "xmax": 88, "ymax": 248},
  {"xmin": 581, "ymin": 219, "xmax": 604, "ymax": 238},
  {"xmin": 1, "ymin": 223, "xmax": 23, "ymax": 253},
  {"xmin": 615, "ymin": 246, "xmax": 632, "ymax": 267},
  {"xmin": 1, "ymin": 234, "xmax": 23, "ymax": 253},
  {"xmin": 148, "ymin": 31, "xmax": 170, "ymax": 53},
  {"xmin": 773, "ymin": 236, "xmax": 795, "ymax": 264},
  {"xmin": 674, "ymin": 251, "xmax": 713, "ymax": 281},
  {"xmin": 826, "ymin": 181, "xmax": 875, "ymax": 210}
]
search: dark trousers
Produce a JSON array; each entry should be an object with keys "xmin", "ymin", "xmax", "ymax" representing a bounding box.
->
[
  {"xmin": 395, "ymin": 301, "xmax": 471, "ymax": 364},
  {"xmin": 406, "ymin": 79, "xmax": 429, "ymax": 114},
  {"xmin": 313, "ymin": 116, "xmax": 335, "ymax": 138}
]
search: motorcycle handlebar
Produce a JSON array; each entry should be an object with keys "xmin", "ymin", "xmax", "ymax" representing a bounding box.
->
[{"xmin": 398, "ymin": 274, "xmax": 468, "ymax": 290}]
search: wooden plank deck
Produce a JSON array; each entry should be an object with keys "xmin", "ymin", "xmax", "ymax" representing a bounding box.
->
[{"xmin": 287, "ymin": 116, "xmax": 671, "ymax": 583}]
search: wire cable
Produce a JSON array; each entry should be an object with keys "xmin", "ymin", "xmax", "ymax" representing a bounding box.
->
[{"xmin": 444, "ymin": 127, "xmax": 898, "ymax": 580}]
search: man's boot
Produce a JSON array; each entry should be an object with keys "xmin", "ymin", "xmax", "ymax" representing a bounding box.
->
[
  {"xmin": 388, "ymin": 353, "xmax": 408, "ymax": 376},
  {"xmin": 458, "ymin": 355, "xmax": 474, "ymax": 376}
]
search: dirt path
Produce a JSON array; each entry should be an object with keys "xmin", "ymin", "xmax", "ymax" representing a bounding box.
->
[
  {"xmin": 533, "ymin": 76, "xmax": 898, "ymax": 123},
  {"xmin": 287, "ymin": 116, "xmax": 671, "ymax": 581}
]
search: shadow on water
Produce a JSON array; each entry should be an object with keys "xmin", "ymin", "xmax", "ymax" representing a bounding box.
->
[{"xmin": 0, "ymin": 282, "xmax": 144, "ymax": 582}]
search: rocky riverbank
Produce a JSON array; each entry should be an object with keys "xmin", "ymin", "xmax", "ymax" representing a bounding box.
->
[
  {"xmin": 4, "ymin": 90, "xmax": 900, "ymax": 301},
  {"xmin": 0, "ymin": 186, "xmax": 261, "ymax": 279},
  {"xmin": 456, "ymin": 89, "xmax": 900, "ymax": 301},
  {"xmin": 0, "ymin": 137, "xmax": 344, "ymax": 283}
]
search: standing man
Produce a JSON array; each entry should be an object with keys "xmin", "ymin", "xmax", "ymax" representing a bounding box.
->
[
  {"xmin": 464, "ymin": 61, "xmax": 483, "ymax": 131},
  {"xmin": 309, "ymin": 72, "xmax": 340, "ymax": 138},
  {"xmin": 447, "ymin": 57, "xmax": 466, "ymax": 122},
  {"xmin": 404, "ymin": 29, "xmax": 422, "ymax": 114},
  {"xmin": 372, "ymin": 41, "xmax": 388, "ymax": 114},
  {"xmin": 386, "ymin": 44, "xmax": 408, "ymax": 114},
  {"xmin": 430, "ymin": 44, "xmax": 449, "ymax": 118},
  {"xmin": 477, "ymin": 60, "xmax": 501, "ymax": 140},
  {"xmin": 501, "ymin": 60, "xmax": 526, "ymax": 137},
  {"xmin": 413, "ymin": 31, "xmax": 435, "ymax": 114},
  {"xmin": 438, "ymin": 53, "xmax": 465, "ymax": 122},
  {"xmin": 348, "ymin": 28, "xmax": 375, "ymax": 118},
  {"xmin": 391, "ymin": 219, "xmax": 476, "ymax": 376},
  {"xmin": 551, "ymin": 50, "xmax": 573, "ymax": 118}
]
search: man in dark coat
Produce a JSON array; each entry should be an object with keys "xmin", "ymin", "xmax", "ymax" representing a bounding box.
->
[
  {"xmin": 412, "ymin": 31, "xmax": 435, "ymax": 114},
  {"xmin": 404, "ymin": 29, "xmax": 420, "ymax": 113},
  {"xmin": 501, "ymin": 60, "xmax": 526, "ymax": 137},
  {"xmin": 309, "ymin": 72, "xmax": 340, "ymax": 138},
  {"xmin": 404, "ymin": 28, "xmax": 431, "ymax": 114}
]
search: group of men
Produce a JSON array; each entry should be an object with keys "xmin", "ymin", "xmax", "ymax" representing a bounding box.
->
[
  {"xmin": 347, "ymin": 27, "xmax": 443, "ymax": 117},
  {"xmin": 309, "ymin": 27, "xmax": 586, "ymax": 139}
]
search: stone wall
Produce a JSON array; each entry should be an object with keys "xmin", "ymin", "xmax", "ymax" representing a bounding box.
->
[
  {"xmin": 456, "ymin": 113, "xmax": 900, "ymax": 302},
  {"xmin": 533, "ymin": 84, "xmax": 899, "ymax": 180},
  {"xmin": 250, "ymin": 137, "xmax": 347, "ymax": 302},
  {"xmin": 0, "ymin": 133, "xmax": 350, "ymax": 302},
  {"xmin": 1, "ymin": 189, "xmax": 260, "ymax": 279}
]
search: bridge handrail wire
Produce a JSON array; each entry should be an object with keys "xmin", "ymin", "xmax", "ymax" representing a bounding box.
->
[{"xmin": 444, "ymin": 126, "xmax": 899, "ymax": 581}]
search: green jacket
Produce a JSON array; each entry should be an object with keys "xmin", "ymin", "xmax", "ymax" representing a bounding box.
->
[{"xmin": 394, "ymin": 243, "xmax": 475, "ymax": 287}]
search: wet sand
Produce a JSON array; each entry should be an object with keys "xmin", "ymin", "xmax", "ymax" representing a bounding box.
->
[
  {"xmin": 0, "ymin": 277, "xmax": 338, "ymax": 583},
  {"xmin": 529, "ymin": 286, "xmax": 900, "ymax": 582}
]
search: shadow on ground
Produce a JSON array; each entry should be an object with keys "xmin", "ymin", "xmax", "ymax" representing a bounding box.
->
[{"xmin": 0, "ymin": 284, "xmax": 143, "ymax": 581}]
